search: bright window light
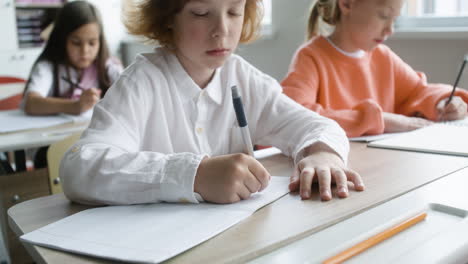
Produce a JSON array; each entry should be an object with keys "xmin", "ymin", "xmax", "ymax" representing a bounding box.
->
[{"xmin": 397, "ymin": 0, "xmax": 468, "ymax": 31}]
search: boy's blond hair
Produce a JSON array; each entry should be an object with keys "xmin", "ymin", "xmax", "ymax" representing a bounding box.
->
[{"xmin": 124, "ymin": 0, "xmax": 264, "ymax": 47}]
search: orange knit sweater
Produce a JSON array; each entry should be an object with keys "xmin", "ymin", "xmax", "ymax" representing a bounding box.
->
[{"xmin": 282, "ymin": 36, "xmax": 468, "ymax": 137}]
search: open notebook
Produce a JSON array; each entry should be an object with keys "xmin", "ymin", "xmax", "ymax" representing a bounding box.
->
[{"xmin": 368, "ymin": 118, "xmax": 468, "ymax": 157}]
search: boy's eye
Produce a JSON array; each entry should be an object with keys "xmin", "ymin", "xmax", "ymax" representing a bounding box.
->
[{"xmin": 191, "ymin": 10, "xmax": 208, "ymax": 17}]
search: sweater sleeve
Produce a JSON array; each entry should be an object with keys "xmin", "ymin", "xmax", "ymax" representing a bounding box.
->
[
  {"xmin": 390, "ymin": 48, "xmax": 468, "ymax": 120},
  {"xmin": 282, "ymin": 46, "xmax": 385, "ymax": 137}
]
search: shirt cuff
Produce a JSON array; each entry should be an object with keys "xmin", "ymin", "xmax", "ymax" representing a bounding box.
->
[
  {"xmin": 159, "ymin": 152, "xmax": 206, "ymax": 203},
  {"xmin": 293, "ymin": 136, "xmax": 349, "ymax": 166}
]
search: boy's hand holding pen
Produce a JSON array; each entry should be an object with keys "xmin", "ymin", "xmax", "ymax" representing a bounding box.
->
[{"xmin": 193, "ymin": 85, "xmax": 270, "ymax": 204}]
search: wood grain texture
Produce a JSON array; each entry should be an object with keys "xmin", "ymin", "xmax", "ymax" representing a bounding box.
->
[{"xmin": 7, "ymin": 143, "xmax": 468, "ymax": 264}]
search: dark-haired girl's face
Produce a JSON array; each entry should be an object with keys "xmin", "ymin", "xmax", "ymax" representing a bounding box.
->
[{"xmin": 66, "ymin": 22, "xmax": 101, "ymax": 70}]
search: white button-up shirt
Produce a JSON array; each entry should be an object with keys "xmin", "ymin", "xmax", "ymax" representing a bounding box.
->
[{"xmin": 60, "ymin": 48, "xmax": 349, "ymax": 205}]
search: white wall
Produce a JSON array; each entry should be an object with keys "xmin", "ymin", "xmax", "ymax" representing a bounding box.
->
[
  {"xmin": 121, "ymin": 0, "xmax": 468, "ymax": 89},
  {"xmin": 385, "ymin": 39, "xmax": 468, "ymax": 87}
]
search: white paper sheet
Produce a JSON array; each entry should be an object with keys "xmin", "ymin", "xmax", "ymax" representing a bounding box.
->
[
  {"xmin": 350, "ymin": 118, "xmax": 468, "ymax": 143},
  {"xmin": 0, "ymin": 109, "xmax": 92, "ymax": 133},
  {"xmin": 21, "ymin": 176, "xmax": 290, "ymax": 263},
  {"xmin": 368, "ymin": 123, "xmax": 468, "ymax": 156}
]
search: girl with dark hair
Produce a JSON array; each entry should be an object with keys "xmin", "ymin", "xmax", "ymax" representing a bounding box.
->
[{"xmin": 22, "ymin": 0, "xmax": 123, "ymax": 116}]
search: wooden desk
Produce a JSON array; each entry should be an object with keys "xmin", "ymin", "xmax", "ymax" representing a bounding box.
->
[
  {"xmin": 7, "ymin": 143, "xmax": 468, "ymax": 263},
  {"xmin": 250, "ymin": 166, "xmax": 468, "ymax": 263}
]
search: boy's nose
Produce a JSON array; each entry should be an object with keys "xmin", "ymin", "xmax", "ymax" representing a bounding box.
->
[{"xmin": 212, "ymin": 16, "xmax": 229, "ymax": 38}]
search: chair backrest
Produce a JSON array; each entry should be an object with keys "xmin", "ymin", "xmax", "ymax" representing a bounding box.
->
[
  {"xmin": 0, "ymin": 77, "xmax": 26, "ymax": 111},
  {"xmin": 46, "ymin": 132, "xmax": 82, "ymax": 194}
]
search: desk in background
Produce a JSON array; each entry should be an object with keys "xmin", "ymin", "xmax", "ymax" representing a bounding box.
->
[
  {"xmin": 7, "ymin": 142, "xmax": 468, "ymax": 263},
  {"xmin": 0, "ymin": 121, "xmax": 87, "ymax": 264}
]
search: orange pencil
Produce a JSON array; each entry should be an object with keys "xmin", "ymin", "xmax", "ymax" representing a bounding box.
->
[{"xmin": 323, "ymin": 212, "xmax": 427, "ymax": 264}]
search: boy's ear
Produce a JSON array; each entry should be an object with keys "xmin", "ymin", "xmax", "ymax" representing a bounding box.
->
[{"xmin": 338, "ymin": 0, "xmax": 353, "ymax": 15}]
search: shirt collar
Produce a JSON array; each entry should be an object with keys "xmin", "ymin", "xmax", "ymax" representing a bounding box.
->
[
  {"xmin": 203, "ymin": 69, "xmax": 223, "ymax": 105},
  {"xmin": 163, "ymin": 48, "xmax": 223, "ymax": 105}
]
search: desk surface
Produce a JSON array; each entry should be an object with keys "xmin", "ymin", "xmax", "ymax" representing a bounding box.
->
[
  {"xmin": 8, "ymin": 143, "xmax": 468, "ymax": 263},
  {"xmin": 0, "ymin": 122, "xmax": 88, "ymax": 152}
]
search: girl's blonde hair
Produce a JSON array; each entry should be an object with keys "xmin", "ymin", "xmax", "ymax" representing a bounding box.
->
[
  {"xmin": 123, "ymin": 0, "xmax": 264, "ymax": 47},
  {"xmin": 307, "ymin": 0, "xmax": 340, "ymax": 40}
]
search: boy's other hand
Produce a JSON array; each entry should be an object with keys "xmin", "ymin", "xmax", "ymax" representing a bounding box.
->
[
  {"xmin": 383, "ymin": 112, "xmax": 433, "ymax": 133},
  {"xmin": 289, "ymin": 144, "xmax": 364, "ymax": 201},
  {"xmin": 194, "ymin": 153, "xmax": 271, "ymax": 204}
]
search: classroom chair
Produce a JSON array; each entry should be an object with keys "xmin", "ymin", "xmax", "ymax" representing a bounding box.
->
[{"xmin": 46, "ymin": 132, "xmax": 82, "ymax": 194}]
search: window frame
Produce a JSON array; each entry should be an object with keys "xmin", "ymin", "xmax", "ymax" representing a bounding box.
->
[
  {"xmin": 260, "ymin": 0, "xmax": 273, "ymax": 37},
  {"xmin": 394, "ymin": 0, "xmax": 468, "ymax": 38}
]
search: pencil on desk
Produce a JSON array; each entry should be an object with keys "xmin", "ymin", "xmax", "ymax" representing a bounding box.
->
[{"xmin": 323, "ymin": 212, "xmax": 427, "ymax": 264}]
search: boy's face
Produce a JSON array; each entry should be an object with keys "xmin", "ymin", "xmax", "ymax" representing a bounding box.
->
[
  {"xmin": 172, "ymin": 0, "xmax": 245, "ymax": 77},
  {"xmin": 66, "ymin": 22, "xmax": 101, "ymax": 70},
  {"xmin": 339, "ymin": 0, "xmax": 403, "ymax": 51}
]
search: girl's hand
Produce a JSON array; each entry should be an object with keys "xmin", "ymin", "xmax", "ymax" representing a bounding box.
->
[
  {"xmin": 436, "ymin": 96, "xmax": 467, "ymax": 121},
  {"xmin": 75, "ymin": 88, "xmax": 101, "ymax": 114},
  {"xmin": 289, "ymin": 145, "xmax": 364, "ymax": 201},
  {"xmin": 194, "ymin": 153, "xmax": 271, "ymax": 204},
  {"xmin": 383, "ymin": 112, "xmax": 433, "ymax": 133}
]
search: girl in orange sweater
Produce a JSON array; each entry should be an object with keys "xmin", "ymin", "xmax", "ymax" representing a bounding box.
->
[{"xmin": 282, "ymin": 0, "xmax": 468, "ymax": 137}]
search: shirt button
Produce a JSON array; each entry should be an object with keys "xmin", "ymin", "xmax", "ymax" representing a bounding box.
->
[{"xmin": 196, "ymin": 127, "xmax": 203, "ymax": 134}]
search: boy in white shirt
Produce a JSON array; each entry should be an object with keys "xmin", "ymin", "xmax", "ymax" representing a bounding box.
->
[{"xmin": 60, "ymin": 0, "xmax": 364, "ymax": 205}]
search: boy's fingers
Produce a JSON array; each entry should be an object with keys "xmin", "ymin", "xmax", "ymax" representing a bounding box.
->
[
  {"xmin": 248, "ymin": 159, "xmax": 270, "ymax": 191},
  {"xmin": 244, "ymin": 175, "xmax": 262, "ymax": 193},
  {"xmin": 331, "ymin": 168, "xmax": 348, "ymax": 198},
  {"xmin": 317, "ymin": 168, "xmax": 332, "ymax": 201},
  {"xmin": 299, "ymin": 167, "xmax": 315, "ymax": 199},
  {"xmin": 346, "ymin": 169, "xmax": 365, "ymax": 191},
  {"xmin": 289, "ymin": 166, "xmax": 300, "ymax": 192}
]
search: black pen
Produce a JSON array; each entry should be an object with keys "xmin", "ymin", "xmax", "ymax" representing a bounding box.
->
[
  {"xmin": 61, "ymin": 76, "xmax": 86, "ymax": 90},
  {"xmin": 445, "ymin": 54, "xmax": 468, "ymax": 106},
  {"xmin": 231, "ymin": 85, "xmax": 254, "ymax": 157}
]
